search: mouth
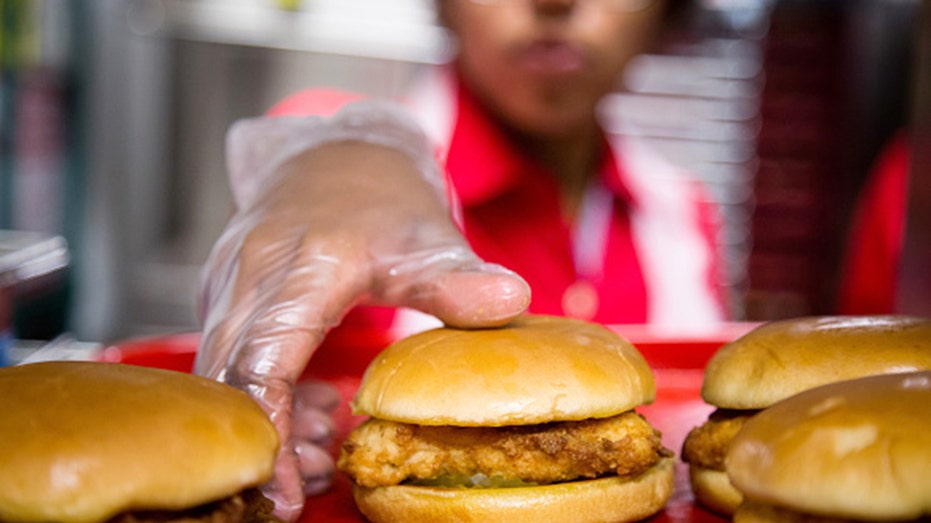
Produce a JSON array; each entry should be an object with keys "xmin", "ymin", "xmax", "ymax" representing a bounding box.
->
[{"xmin": 515, "ymin": 39, "xmax": 586, "ymax": 75}]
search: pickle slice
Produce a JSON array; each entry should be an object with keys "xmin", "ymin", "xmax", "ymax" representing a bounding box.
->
[{"xmin": 407, "ymin": 473, "xmax": 538, "ymax": 489}]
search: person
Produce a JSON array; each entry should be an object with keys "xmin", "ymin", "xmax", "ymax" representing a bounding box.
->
[{"xmin": 194, "ymin": 0, "xmax": 727, "ymax": 519}]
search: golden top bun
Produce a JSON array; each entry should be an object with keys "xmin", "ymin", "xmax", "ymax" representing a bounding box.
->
[
  {"xmin": 727, "ymin": 371, "xmax": 931, "ymax": 521},
  {"xmin": 352, "ymin": 457, "xmax": 674, "ymax": 523},
  {"xmin": 351, "ymin": 315, "xmax": 654, "ymax": 426},
  {"xmin": 0, "ymin": 361, "xmax": 279, "ymax": 523},
  {"xmin": 702, "ymin": 315, "xmax": 931, "ymax": 409}
]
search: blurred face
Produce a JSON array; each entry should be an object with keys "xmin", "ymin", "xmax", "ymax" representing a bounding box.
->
[{"xmin": 441, "ymin": 0, "xmax": 667, "ymax": 141}]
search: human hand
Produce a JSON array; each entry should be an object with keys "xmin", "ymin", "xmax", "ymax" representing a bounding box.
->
[{"xmin": 194, "ymin": 105, "xmax": 530, "ymax": 521}]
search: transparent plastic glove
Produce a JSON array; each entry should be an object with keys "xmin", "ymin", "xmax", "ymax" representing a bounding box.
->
[{"xmin": 194, "ymin": 100, "xmax": 531, "ymax": 521}]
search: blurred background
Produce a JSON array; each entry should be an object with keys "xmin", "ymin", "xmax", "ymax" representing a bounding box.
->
[{"xmin": 0, "ymin": 0, "xmax": 928, "ymax": 352}]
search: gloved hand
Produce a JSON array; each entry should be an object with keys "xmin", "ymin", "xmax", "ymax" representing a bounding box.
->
[{"xmin": 194, "ymin": 100, "xmax": 531, "ymax": 521}]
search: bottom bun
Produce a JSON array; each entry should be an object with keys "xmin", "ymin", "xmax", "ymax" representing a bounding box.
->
[
  {"xmin": 353, "ymin": 457, "xmax": 674, "ymax": 523},
  {"xmin": 689, "ymin": 465, "xmax": 743, "ymax": 516}
]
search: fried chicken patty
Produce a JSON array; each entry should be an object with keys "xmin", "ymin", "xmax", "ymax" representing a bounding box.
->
[
  {"xmin": 338, "ymin": 411, "xmax": 672, "ymax": 488},
  {"xmin": 681, "ymin": 409, "xmax": 757, "ymax": 470}
]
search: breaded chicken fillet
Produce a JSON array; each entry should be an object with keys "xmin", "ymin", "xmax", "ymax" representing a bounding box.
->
[
  {"xmin": 339, "ymin": 410, "xmax": 672, "ymax": 488},
  {"xmin": 680, "ymin": 409, "xmax": 755, "ymax": 471}
]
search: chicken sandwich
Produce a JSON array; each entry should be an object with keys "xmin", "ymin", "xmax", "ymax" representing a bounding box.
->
[
  {"xmin": 0, "ymin": 361, "xmax": 280, "ymax": 523},
  {"xmin": 681, "ymin": 315, "xmax": 931, "ymax": 516},
  {"xmin": 728, "ymin": 371, "xmax": 931, "ymax": 522},
  {"xmin": 338, "ymin": 314, "xmax": 674, "ymax": 523}
]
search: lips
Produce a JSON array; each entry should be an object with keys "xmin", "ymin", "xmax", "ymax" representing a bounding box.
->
[{"xmin": 516, "ymin": 39, "xmax": 586, "ymax": 74}]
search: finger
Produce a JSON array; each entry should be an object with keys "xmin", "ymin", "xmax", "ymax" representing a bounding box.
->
[
  {"xmin": 378, "ymin": 247, "xmax": 531, "ymax": 328},
  {"xmin": 194, "ymin": 220, "xmax": 256, "ymax": 379},
  {"xmin": 225, "ymin": 237, "xmax": 370, "ymax": 517},
  {"xmin": 294, "ymin": 380, "xmax": 342, "ymax": 413},
  {"xmin": 425, "ymin": 263, "xmax": 532, "ymax": 327},
  {"xmin": 262, "ymin": 443, "xmax": 307, "ymax": 522},
  {"xmin": 295, "ymin": 441, "xmax": 335, "ymax": 496},
  {"xmin": 292, "ymin": 407, "xmax": 335, "ymax": 445}
]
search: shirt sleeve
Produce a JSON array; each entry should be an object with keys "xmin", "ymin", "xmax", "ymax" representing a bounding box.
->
[{"xmin": 265, "ymin": 88, "xmax": 367, "ymax": 117}]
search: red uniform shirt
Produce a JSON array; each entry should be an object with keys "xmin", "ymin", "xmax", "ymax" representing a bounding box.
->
[{"xmin": 444, "ymin": 76, "xmax": 648, "ymax": 323}]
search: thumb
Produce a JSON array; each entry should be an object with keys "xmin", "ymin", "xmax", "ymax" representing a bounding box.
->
[{"xmin": 381, "ymin": 254, "xmax": 531, "ymax": 328}]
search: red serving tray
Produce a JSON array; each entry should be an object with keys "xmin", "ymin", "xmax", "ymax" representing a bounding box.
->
[{"xmin": 99, "ymin": 323, "xmax": 757, "ymax": 523}]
